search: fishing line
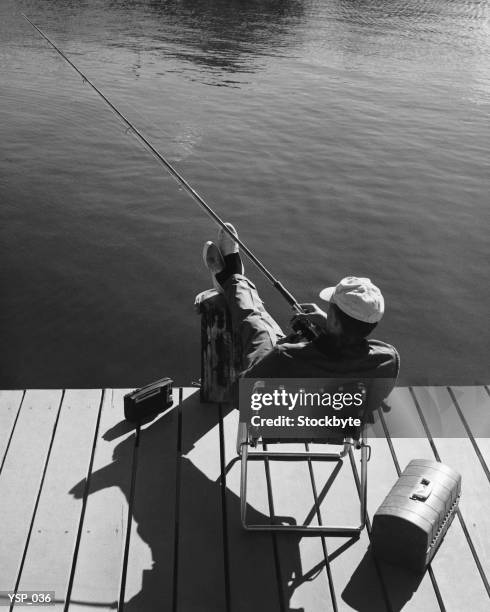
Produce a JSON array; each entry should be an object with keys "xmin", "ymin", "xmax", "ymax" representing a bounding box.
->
[{"xmin": 22, "ymin": 13, "xmax": 308, "ymax": 316}]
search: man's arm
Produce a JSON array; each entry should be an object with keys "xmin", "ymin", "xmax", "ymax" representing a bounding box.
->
[{"xmin": 367, "ymin": 346, "xmax": 401, "ymax": 412}]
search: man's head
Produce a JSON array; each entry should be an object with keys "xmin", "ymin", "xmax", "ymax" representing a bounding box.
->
[{"xmin": 319, "ymin": 277, "xmax": 384, "ymax": 342}]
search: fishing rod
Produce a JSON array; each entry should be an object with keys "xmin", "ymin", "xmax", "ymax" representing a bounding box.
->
[{"xmin": 22, "ymin": 15, "xmax": 316, "ymax": 321}]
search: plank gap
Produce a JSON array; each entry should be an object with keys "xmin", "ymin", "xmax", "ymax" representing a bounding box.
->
[
  {"xmin": 171, "ymin": 387, "xmax": 183, "ymax": 612},
  {"xmin": 375, "ymin": 406, "xmax": 446, "ymax": 612},
  {"xmin": 0, "ymin": 390, "xmax": 26, "ymax": 478},
  {"xmin": 64, "ymin": 388, "xmax": 106, "ymax": 611},
  {"xmin": 263, "ymin": 444, "xmax": 287, "ymax": 612},
  {"xmin": 304, "ymin": 441, "xmax": 338, "ymax": 612},
  {"xmin": 117, "ymin": 425, "xmax": 140, "ymax": 611},
  {"xmin": 218, "ymin": 403, "xmax": 232, "ymax": 612},
  {"xmin": 347, "ymin": 449, "xmax": 394, "ymax": 612}
]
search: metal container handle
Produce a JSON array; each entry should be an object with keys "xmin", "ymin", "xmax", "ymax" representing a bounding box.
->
[{"xmin": 410, "ymin": 477, "xmax": 433, "ymax": 502}]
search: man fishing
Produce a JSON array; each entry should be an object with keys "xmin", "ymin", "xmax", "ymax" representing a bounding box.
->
[
  {"xmin": 24, "ymin": 15, "xmax": 399, "ymax": 407},
  {"xmin": 203, "ymin": 223, "xmax": 399, "ymax": 408}
]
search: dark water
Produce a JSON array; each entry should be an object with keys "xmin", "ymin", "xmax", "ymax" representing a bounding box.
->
[{"xmin": 1, "ymin": 0, "xmax": 489, "ymax": 388}]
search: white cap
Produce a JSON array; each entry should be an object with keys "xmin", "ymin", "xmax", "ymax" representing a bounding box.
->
[{"xmin": 319, "ymin": 277, "xmax": 385, "ymax": 324}]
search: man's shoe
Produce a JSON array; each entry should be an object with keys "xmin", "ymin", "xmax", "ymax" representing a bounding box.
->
[
  {"xmin": 202, "ymin": 241, "xmax": 225, "ymax": 293},
  {"xmin": 218, "ymin": 222, "xmax": 239, "ymax": 256},
  {"xmin": 217, "ymin": 222, "xmax": 244, "ymax": 276}
]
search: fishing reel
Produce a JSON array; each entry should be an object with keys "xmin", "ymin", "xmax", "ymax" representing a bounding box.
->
[
  {"xmin": 287, "ymin": 300, "xmax": 332, "ymax": 342},
  {"xmin": 289, "ymin": 316, "xmax": 320, "ymax": 341}
]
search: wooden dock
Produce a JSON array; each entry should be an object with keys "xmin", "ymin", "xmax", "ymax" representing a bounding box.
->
[{"xmin": 0, "ymin": 386, "xmax": 489, "ymax": 611}]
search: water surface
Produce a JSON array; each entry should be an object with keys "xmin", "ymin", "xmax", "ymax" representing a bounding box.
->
[{"xmin": 1, "ymin": 0, "xmax": 489, "ymax": 387}]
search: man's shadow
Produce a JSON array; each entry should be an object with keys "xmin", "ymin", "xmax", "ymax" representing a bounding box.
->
[
  {"xmin": 69, "ymin": 393, "xmax": 423, "ymax": 612},
  {"xmin": 69, "ymin": 394, "xmax": 307, "ymax": 611}
]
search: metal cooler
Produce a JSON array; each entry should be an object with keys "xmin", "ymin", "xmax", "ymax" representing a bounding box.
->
[{"xmin": 372, "ymin": 459, "xmax": 461, "ymax": 572}]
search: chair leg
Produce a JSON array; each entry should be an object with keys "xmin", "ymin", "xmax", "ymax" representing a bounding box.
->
[
  {"xmin": 240, "ymin": 441, "xmax": 249, "ymax": 528},
  {"xmin": 236, "ymin": 422, "xmax": 248, "ymax": 456},
  {"xmin": 239, "ymin": 441, "xmax": 367, "ymax": 535},
  {"xmin": 360, "ymin": 442, "xmax": 368, "ymax": 528}
]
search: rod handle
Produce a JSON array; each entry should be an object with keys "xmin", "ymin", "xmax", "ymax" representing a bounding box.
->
[{"xmin": 272, "ymin": 281, "xmax": 319, "ymax": 339}]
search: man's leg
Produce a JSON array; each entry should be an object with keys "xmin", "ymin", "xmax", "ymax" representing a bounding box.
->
[
  {"xmin": 222, "ymin": 274, "xmax": 285, "ymax": 372},
  {"xmin": 204, "ymin": 222, "xmax": 285, "ymax": 372}
]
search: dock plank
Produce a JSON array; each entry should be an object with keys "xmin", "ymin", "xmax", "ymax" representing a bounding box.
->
[
  {"xmin": 178, "ymin": 392, "xmax": 225, "ymax": 608},
  {"xmin": 222, "ymin": 409, "xmax": 282, "ymax": 612},
  {"xmin": 382, "ymin": 387, "xmax": 490, "ymax": 611},
  {"xmin": 1, "ymin": 385, "xmax": 489, "ymax": 612},
  {"xmin": 14, "ymin": 390, "xmax": 103, "ymax": 611},
  {"xmin": 176, "ymin": 391, "xmax": 227, "ymax": 611},
  {"xmin": 0, "ymin": 390, "xmax": 24, "ymax": 470},
  {"xmin": 68, "ymin": 389, "xmax": 135, "ymax": 611},
  {"xmin": 122, "ymin": 388, "xmax": 182, "ymax": 611},
  {"xmin": 267, "ymin": 442, "xmax": 334, "ymax": 611},
  {"xmin": 0, "ymin": 390, "xmax": 62, "ymax": 594},
  {"xmin": 309, "ymin": 443, "xmax": 390, "ymax": 612},
  {"xmin": 412, "ymin": 386, "xmax": 490, "ymax": 580}
]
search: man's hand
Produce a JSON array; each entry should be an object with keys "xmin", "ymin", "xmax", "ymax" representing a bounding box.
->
[{"xmin": 291, "ymin": 303, "xmax": 329, "ymax": 333}]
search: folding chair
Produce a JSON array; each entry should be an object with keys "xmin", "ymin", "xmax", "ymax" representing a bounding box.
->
[{"xmin": 236, "ymin": 383, "xmax": 371, "ymax": 536}]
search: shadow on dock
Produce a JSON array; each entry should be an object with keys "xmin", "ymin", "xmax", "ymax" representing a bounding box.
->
[
  {"xmin": 342, "ymin": 550, "xmax": 424, "ymax": 612},
  {"xmin": 69, "ymin": 392, "xmax": 424, "ymax": 611}
]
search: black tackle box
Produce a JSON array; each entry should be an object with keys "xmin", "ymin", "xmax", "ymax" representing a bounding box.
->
[{"xmin": 372, "ymin": 459, "xmax": 461, "ymax": 573}]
